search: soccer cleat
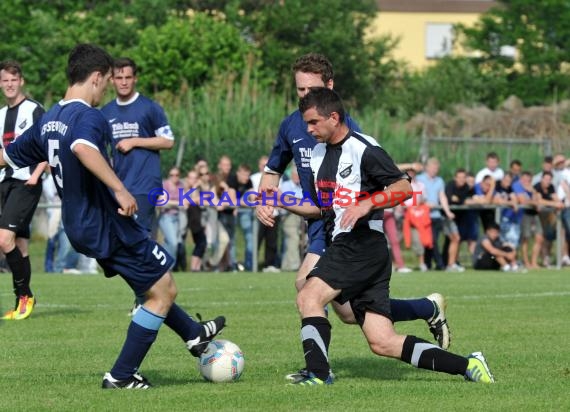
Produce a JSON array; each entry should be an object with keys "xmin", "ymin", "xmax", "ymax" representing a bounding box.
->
[
  {"xmin": 12, "ymin": 295, "xmax": 36, "ymax": 320},
  {"xmin": 1, "ymin": 309, "xmax": 15, "ymax": 320},
  {"xmin": 285, "ymin": 368, "xmax": 336, "ymax": 384},
  {"xmin": 465, "ymin": 352, "xmax": 495, "ymax": 383},
  {"xmin": 426, "ymin": 293, "xmax": 451, "ymax": 350},
  {"xmin": 187, "ymin": 314, "xmax": 226, "ymax": 357},
  {"xmin": 102, "ymin": 372, "xmax": 152, "ymax": 389},
  {"xmin": 287, "ymin": 371, "xmax": 333, "ymax": 386}
]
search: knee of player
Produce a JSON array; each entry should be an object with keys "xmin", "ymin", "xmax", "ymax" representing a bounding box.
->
[{"xmin": 0, "ymin": 230, "xmax": 16, "ymax": 252}]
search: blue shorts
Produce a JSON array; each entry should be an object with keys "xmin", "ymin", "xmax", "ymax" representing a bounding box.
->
[
  {"xmin": 307, "ymin": 219, "xmax": 327, "ymax": 256},
  {"xmin": 97, "ymin": 238, "xmax": 174, "ymax": 298}
]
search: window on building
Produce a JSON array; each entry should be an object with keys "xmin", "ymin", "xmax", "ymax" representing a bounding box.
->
[{"xmin": 426, "ymin": 23, "xmax": 453, "ymax": 59}]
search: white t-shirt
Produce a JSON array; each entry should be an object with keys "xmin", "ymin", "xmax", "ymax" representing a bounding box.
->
[{"xmin": 475, "ymin": 167, "xmax": 504, "ymax": 184}]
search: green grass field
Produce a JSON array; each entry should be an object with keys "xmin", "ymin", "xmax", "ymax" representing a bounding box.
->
[{"xmin": 1, "ymin": 269, "xmax": 569, "ymax": 411}]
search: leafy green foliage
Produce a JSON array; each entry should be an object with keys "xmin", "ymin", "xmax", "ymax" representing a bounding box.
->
[{"xmin": 457, "ymin": 0, "xmax": 570, "ymax": 104}]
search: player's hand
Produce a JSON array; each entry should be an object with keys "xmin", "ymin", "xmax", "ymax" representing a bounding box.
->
[
  {"xmin": 256, "ymin": 205, "xmax": 276, "ymax": 227},
  {"xmin": 25, "ymin": 176, "xmax": 39, "ymax": 186},
  {"xmin": 340, "ymin": 203, "xmax": 370, "ymax": 230},
  {"xmin": 116, "ymin": 139, "xmax": 135, "ymax": 154},
  {"xmin": 115, "ymin": 188, "xmax": 138, "ymax": 216}
]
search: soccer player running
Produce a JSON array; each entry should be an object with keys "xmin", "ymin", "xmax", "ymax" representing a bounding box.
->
[
  {"xmin": 0, "ymin": 44, "xmax": 225, "ymax": 389},
  {"xmin": 0, "ymin": 61, "xmax": 46, "ymax": 320},
  {"xmin": 269, "ymin": 87, "xmax": 494, "ymax": 385},
  {"xmin": 256, "ymin": 54, "xmax": 450, "ymax": 365}
]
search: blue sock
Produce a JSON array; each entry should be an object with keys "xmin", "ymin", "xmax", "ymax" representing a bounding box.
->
[
  {"xmin": 390, "ymin": 298, "xmax": 434, "ymax": 322},
  {"xmin": 164, "ymin": 303, "xmax": 202, "ymax": 342},
  {"xmin": 110, "ymin": 306, "xmax": 165, "ymax": 380}
]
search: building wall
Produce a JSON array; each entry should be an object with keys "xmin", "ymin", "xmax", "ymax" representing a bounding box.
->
[{"xmin": 368, "ymin": 12, "xmax": 483, "ymax": 69}]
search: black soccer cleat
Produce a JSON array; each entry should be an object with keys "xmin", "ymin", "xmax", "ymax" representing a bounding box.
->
[
  {"xmin": 187, "ymin": 314, "xmax": 227, "ymax": 357},
  {"xmin": 102, "ymin": 372, "xmax": 152, "ymax": 389}
]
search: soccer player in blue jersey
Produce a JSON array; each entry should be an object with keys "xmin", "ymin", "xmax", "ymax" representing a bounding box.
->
[
  {"xmin": 0, "ymin": 44, "xmax": 224, "ymax": 389},
  {"xmin": 273, "ymin": 87, "xmax": 494, "ymax": 385},
  {"xmin": 256, "ymin": 54, "xmax": 450, "ymax": 377},
  {"xmin": 101, "ymin": 57, "xmax": 175, "ymax": 235}
]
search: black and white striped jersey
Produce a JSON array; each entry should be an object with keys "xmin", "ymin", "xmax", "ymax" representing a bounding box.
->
[
  {"xmin": 0, "ymin": 98, "xmax": 44, "ymax": 181},
  {"xmin": 309, "ymin": 130, "xmax": 408, "ymax": 244}
]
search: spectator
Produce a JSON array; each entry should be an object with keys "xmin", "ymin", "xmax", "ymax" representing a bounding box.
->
[
  {"xmin": 402, "ymin": 168, "xmax": 430, "ymax": 271},
  {"xmin": 444, "ymin": 168, "xmax": 476, "ymax": 271},
  {"xmin": 534, "ymin": 171, "xmax": 564, "ymax": 267},
  {"xmin": 158, "ymin": 167, "xmax": 184, "ymax": 268},
  {"xmin": 229, "ymin": 164, "xmax": 254, "ymax": 271},
  {"xmin": 216, "ymin": 155, "xmax": 237, "ymax": 271},
  {"xmin": 473, "ymin": 222, "xmax": 519, "ymax": 272},
  {"xmin": 509, "ymin": 159, "xmax": 522, "ymax": 183},
  {"xmin": 556, "ymin": 160, "xmax": 570, "ymax": 266},
  {"xmin": 552, "ymin": 154, "xmax": 566, "ymax": 187},
  {"xmin": 207, "ymin": 173, "xmax": 234, "ymax": 271},
  {"xmin": 513, "ymin": 171, "xmax": 543, "ymax": 269},
  {"xmin": 251, "ymin": 155, "xmax": 281, "ymax": 272},
  {"xmin": 475, "ymin": 152, "xmax": 504, "ymax": 184},
  {"xmin": 183, "ymin": 169, "xmax": 207, "ymax": 272},
  {"xmin": 493, "ymin": 172, "xmax": 521, "ymax": 252},
  {"xmin": 531, "ymin": 155, "xmax": 553, "ymax": 186},
  {"xmin": 462, "ymin": 172, "xmax": 480, "ymax": 254},
  {"xmin": 279, "ymin": 165, "xmax": 304, "ymax": 271},
  {"xmin": 473, "ymin": 175, "xmax": 497, "ymax": 230},
  {"xmin": 416, "ymin": 157, "xmax": 455, "ymax": 270}
]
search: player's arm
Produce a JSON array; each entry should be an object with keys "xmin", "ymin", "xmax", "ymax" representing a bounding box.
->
[
  {"xmin": 25, "ymin": 161, "xmax": 48, "ymax": 186},
  {"xmin": 73, "ymin": 143, "xmax": 137, "ymax": 216},
  {"xmin": 272, "ymin": 187, "xmax": 321, "ymax": 219},
  {"xmin": 116, "ymin": 136, "xmax": 174, "ymax": 153},
  {"xmin": 481, "ymin": 238, "xmax": 515, "ymax": 260}
]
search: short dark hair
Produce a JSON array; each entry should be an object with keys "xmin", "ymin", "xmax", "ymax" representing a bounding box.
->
[
  {"xmin": 543, "ymin": 155, "xmax": 553, "ymax": 163},
  {"xmin": 113, "ymin": 57, "xmax": 138, "ymax": 76},
  {"xmin": 510, "ymin": 159, "xmax": 522, "ymax": 168},
  {"xmin": 487, "ymin": 152, "xmax": 499, "ymax": 160},
  {"xmin": 486, "ymin": 222, "xmax": 500, "ymax": 232},
  {"xmin": 455, "ymin": 168, "xmax": 467, "ymax": 175},
  {"xmin": 298, "ymin": 87, "xmax": 345, "ymax": 123},
  {"xmin": 66, "ymin": 44, "xmax": 113, "ymax": 85},
  {"xmin": 0, "ymin": 60, "xmax": 23, "ymax": 77},
  {"xmin": 542, "ymin": 170, "xmax": 553, "ymax": 178},
  {"xmin": 292, "ymin": 53, "xmax": 334, "ymax": 84}
]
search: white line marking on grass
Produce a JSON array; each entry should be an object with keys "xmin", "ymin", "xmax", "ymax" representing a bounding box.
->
[{"xmin": 452, "ymin": 291, "xmax": 570, "ymax": 300}]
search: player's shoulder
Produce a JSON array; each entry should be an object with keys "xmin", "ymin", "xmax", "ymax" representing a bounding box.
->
[
  {"xmin": 23, "ymin": 97, "xmax": 44, "ymax": 110},
  {"xmin": 350, "ymin": 131, "xmax": 381, "ymax": 148}
]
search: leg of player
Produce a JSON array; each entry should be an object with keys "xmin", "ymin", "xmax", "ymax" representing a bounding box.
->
[
  {"xmin": 361, "ymin": 311, "xmax": 495, "ymax": 383},
  {"xmin": 288, "ymin": 276, "xmax": 338, "ymax": 385},
  {"xmin": 103, "ymin": 272, "xmax": 176, "ymax": 389},
  {"xmin": 297, "ymin": 253, "xmax": 451, "ymax": 349},
  {"xmin": 0, "ymin": 230, "xmax": 35, "ymax": 320}
]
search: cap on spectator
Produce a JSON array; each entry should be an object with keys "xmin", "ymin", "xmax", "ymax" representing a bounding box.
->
[{"xmin": 553, "ymin": 154, "xmax": 566, "ymax": 166}]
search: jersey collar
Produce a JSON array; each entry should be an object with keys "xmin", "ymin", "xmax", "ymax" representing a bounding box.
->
[{"xmin": 116, "ymin": 92, "xmax": 140, "ymax": 106}]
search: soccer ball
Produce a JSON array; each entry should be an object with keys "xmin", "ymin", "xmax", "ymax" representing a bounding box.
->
[{"xmin": 199, "ymin": 339, "xmax": 245, "ymax": 383}]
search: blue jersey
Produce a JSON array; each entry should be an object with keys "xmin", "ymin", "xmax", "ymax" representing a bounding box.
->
[
  {"xmin": 4, "ymin": 99, "xmax": 147, "ymax": 259},
  {"xmin": 101, "ymin": 93, "xmax": 174, "ymax": 195},
  {"xmin": 265, "ymin": 110, "xmax": 360, "ymax": 195}
]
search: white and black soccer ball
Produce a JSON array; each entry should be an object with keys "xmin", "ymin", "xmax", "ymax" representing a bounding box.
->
[{"xmin": 199, "ymin": 339, "xmax": 245, "ymax": 383}]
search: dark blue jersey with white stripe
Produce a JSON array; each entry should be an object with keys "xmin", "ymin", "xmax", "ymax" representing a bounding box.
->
[
  {"xmin": 265, "ymin": 109, "xmax": 360, "ymax": 195},
  {"xmin": 101, "ymin": 93, "xmax": 174, "ymax": 195},
  {"xmin": 4, "ymin": 99, "xmax": 147, "ymax": 258}
]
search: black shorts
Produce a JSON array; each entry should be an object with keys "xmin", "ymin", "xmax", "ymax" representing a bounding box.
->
[
  {"xmin": 473, "ymin": 246, "xmax": 513, "ymax": 270},
  {"xmin": 308, "ymin": 228, "xmax": 392, "ymax": 326},
  {"xmin": 0, "ymin": 178, "xmax": 42, "ymax": 238}
]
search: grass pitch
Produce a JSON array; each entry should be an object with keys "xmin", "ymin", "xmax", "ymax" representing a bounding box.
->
[{"xmin": 0, "ymin": 269, "xmax": 568, "ymax": 411}]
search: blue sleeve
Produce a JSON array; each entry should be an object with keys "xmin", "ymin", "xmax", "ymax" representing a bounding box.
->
[
  {"xmin": 512, "ymin": 181, "xmax": 524, "ymax": 194},
  {"xmin": 4, "ymin": 120, "xmax": 46, "ymax": 167},
  {"xmin": 72, "ymin": 110, "xmax": 109, "ymax": 151},
  {"xmin": 151, "ymin": 102, "xmax": 174, "ymax": 139},
  {"xmin": 474, "ymin": 184, "xmax": 484, "ymax": 195},
  {"xmin": 266, "ymin": 118, "xmax": 294, "ymax": 174},
  {"xmin": 345, "ymin": 114, "xmax": 361, "ymax": 133}
]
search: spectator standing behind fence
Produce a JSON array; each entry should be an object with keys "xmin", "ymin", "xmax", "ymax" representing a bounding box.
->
[
  {"xmin": 402, "ymin": 168, "xmax": 430, "ymax": 271},
  {"xmin": 534, "ymin": 171, "xmax": 564, "ymax": 267},
  {"xmin": 531, "ymin": 155, "xmax": 553, "ymax": 186},
  {"xmin": 158, "ymin": 167, "xmax": 183, "ymax": 268},
  {"xmin": 216, "ymin": 155, "xmax": 238, "ymax": 271},
  {"xmin": 473, "ymin": 175, "xmax": 497, "ymax": 230},
  {"xmin": 416, "ymin": 158, "xmax": 453, "ymax": 270},
  {"xmin": 473, "ymin": 222, "xmax": 519, "ymax": 272},
  {"xmin": 101, "ymin": 57, "xmax": 175, "ymax": 238},
  {"xmin": 493, "ymin": 172, "xmax": 521, "ymax": 252},
  {"xmin": 475, "ymin": 152, "xmax": 504, "ymax": 184},
  {"xmin": 556, "ymin": 161, "xmax": 570, "ymax": 266},
  {"xmin": 251, "ymin": 155, "xmax": 281, "ymax": 272},
  {"xmin": 0, "ymin": 60, "xmax": 46, "ymax": 320},
  {"xmin": 183, "ymin": 169, "xmax": 207, "ymax": 272},
  {"xmin": 509, "ymin": 159, "xmax": 522, "ymax": 183},
  {"xmin": 444, "ymin": 169, "xmax": 477, "ymax": 272},
  {"xmin": 513, "ymin": 171, "xmax": 543, "ymax": 269},
  {"xmin": 228, "ymin": 163, "xmax": 253, "ymax": 271},
  {"xmin": 279, "ymin": 165, "xmax": 304, "ymax": 271}
]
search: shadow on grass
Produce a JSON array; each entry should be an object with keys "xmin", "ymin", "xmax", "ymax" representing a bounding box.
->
[{"xmin": 331, "ymin": 357, "xmax": 418, "ymax": 381}]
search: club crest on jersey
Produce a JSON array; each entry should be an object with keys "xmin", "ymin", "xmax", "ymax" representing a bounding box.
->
[
  {"xmin": 18, "ymin": 119, "xmax": 27, "ymax": 130},
  {"xmin": 339, "ymin": 163, "xmax": 353, "ymax": 178}
]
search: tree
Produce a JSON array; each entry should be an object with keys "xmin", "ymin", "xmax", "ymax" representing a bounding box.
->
[{"xmin": 457, "ymin": 0, "xmax": 570, "ymax": 104}]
